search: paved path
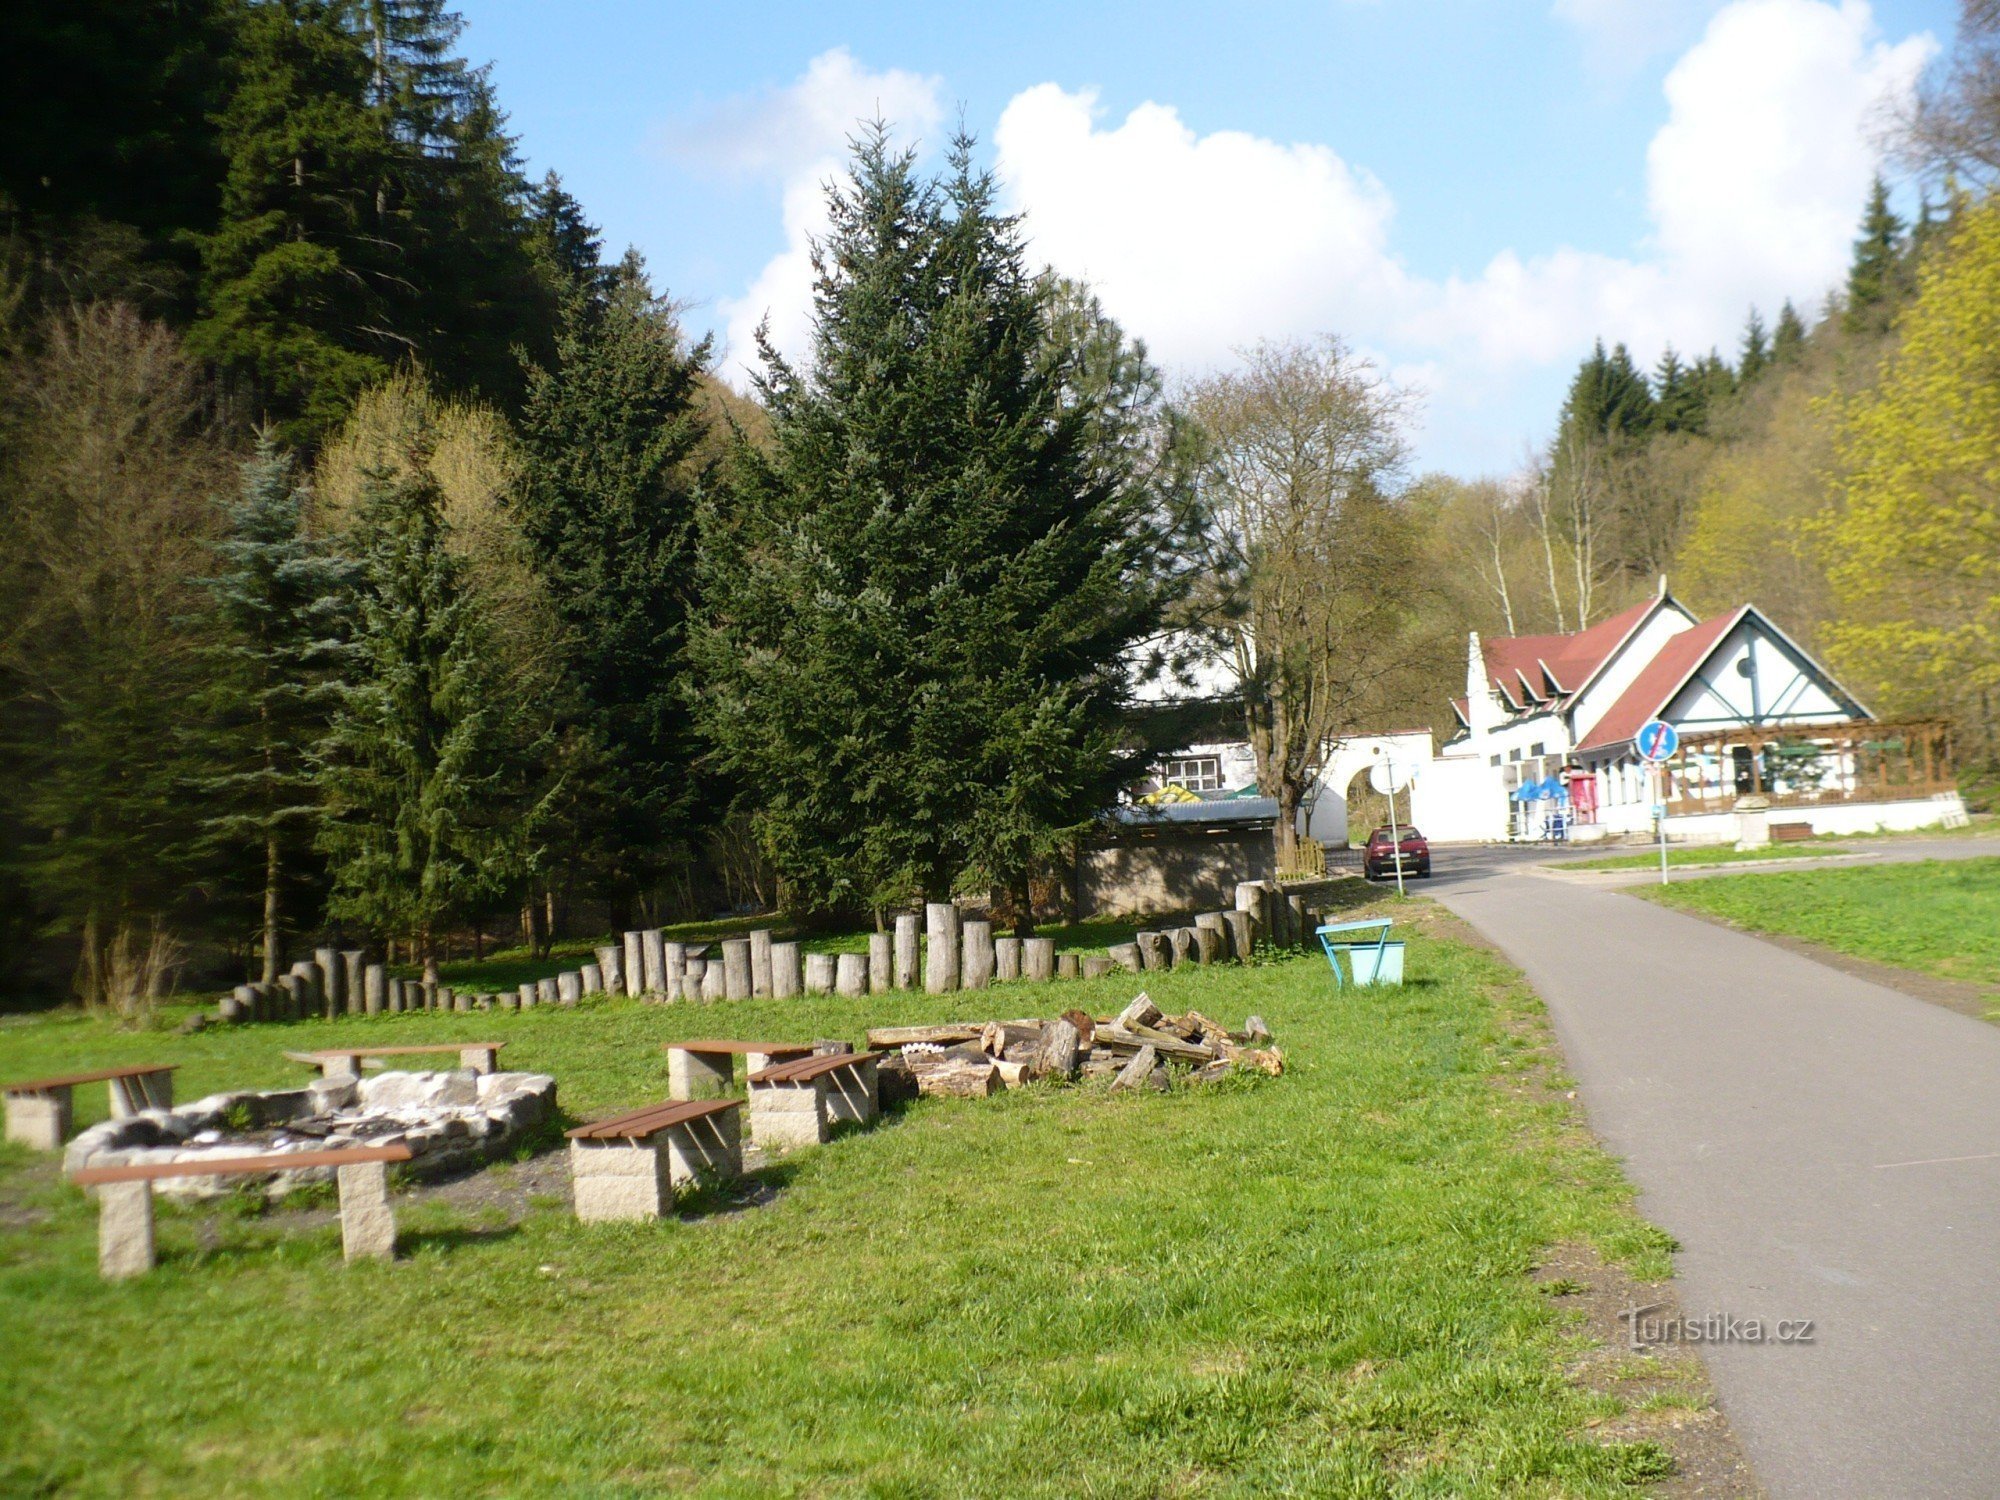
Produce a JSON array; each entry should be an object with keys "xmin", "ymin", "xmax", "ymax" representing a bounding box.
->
[{"xmin": 1430, "ymin": 846, "xmax": 2000, "ymax": 1499}]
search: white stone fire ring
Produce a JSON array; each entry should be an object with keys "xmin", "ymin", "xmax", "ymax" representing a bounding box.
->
[{"xmin": 62, "ymin": 1070, "xmax": 558, "ymax": 1196}]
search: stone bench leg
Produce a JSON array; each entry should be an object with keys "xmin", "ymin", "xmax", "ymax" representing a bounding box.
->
[
  {"xmin": 5, "ymin": 1087, "xmax": 72, "ymax": 1150},
  {"xmin": 668, "ymin": 1049, "xmax": 735, "ymax": 1101},
  {"xmin": 337, "ymin": 1160, "xmax": 397, "ymax": 1262},
  {"xmin": 666, "ymin": 1111, "xmax": 742, "ymax": 1186},
  {"xmin": 320, "ymin": 1055, "xmax": 362, "ymax": 1082},
  {"xmin": 822, "ymin": 1062, "xmax": 879, "ymax": 1126},
  {"xmin": 748, "ymin": 1080, "xmax": 827, "ymax": 1152},
  {"xmin": 98, "ymin": 1180, "xmax": 156, "ymax": 1279},
  {"xmin": 570, "ymin": 1138, "xmax": 670, "ymax": 1222},
  {"xmin": 458, "ymin": 1046, "xmax": 498, "ymax": 1075}
]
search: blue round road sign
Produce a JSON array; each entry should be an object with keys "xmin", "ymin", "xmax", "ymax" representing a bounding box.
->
[{"xmin": 1636, "ymin": 719, "xmax": 1679, "ymax": 761}]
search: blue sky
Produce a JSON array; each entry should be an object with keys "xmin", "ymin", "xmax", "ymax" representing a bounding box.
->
[{"xmin": 458, "ymin": 0, "xmax": 1956, "ymax": 474}]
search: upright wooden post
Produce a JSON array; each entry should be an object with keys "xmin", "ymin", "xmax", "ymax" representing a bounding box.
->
[
  {"xmin": 924, "ymin": 903, "xmax": 960, "ymax": 994},
  {"xmin": 894, "ymin": 913, "xmax": 920, "ymax": 990},
  {"xmin": 835, "ymin": 952, "xmax": 868, "ymax": 997},
  {"xmin": 805, "ymin": 952, "xmax": 836, "ymax": 995},
  {"xmin": 771, "ymin": 942, "xmax": 803, "ymax": 1000},
  {"xmin": 622, "ymin": 932, "xmax": 644, "ymax": 999},
  {"xmin": 962, "ymin": 920, "xmax": 995, "ymax": 989},
  {"xmin": 1023, "ymin": 938, "xmax": 1056, "ymax": 981},
  {"xmin": 995, "ymin": 937, "xmax": 1022, "ymax": 982},
  {"xmin": 868, "ymin": 932, "xmax": 893, "ymax": 995},
  {"xmin": 342, "ymin": 951, "xmax": 366, "ymax": 1015},
  {"xmin": 1194, "ymin": 912, "xmax": 1230, "ymax": 961},
  {"xmin": 750, "ymin": 930, "xmax": 774, "ymax": 998},
  {"xmin": 722, "ymin": 939, "xmax": 752, "ymax": 1001},
  {"xmin": 595, "ymin": 944, "xmax": 622, "ymax": 996},
  {"xmin": 1223, "ymin": 910, "xmax": 1254, "ymax": 961},
  {"xmin": 665, "ymin": 942, "xmax": 688, "ymax": 1003},
  {"xmin": 363, "ymin": 964, "xmax": 386, "ymax": 1015},
  {"xmin": 642, "ymin": 930, "xmax": 667, "ymax": 996}
]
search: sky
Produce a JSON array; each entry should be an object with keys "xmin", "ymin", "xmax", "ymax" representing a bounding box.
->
[{"xmin": 455, "ymin": 0, "xmax": 1958, "ymax": 476}]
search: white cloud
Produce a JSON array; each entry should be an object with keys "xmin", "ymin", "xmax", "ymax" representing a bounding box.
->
[{"xmin": 715, "ymin": 4, "xmax": 1934, "ymax": 468}]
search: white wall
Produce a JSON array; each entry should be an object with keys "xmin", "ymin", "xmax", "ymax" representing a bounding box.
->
[
  {"xmin": 1568, "ymin": 602, "xmax": 1695, "ymax": 746},
  {"xmin": 1658, "ymin": 617, "xmax": 1853, "ymax": 732}
]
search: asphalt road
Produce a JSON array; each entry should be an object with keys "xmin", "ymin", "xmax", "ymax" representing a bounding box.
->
[{"xmin": 1426, "ymin": 842, "xmax": 2000, "ymax": 1499}]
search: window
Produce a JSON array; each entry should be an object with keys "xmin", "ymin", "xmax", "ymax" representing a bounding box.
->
[
  {"xmin": 1489, "ymin": 754, "xmax": 1501, "ymax": 767},
  {"xmin": 1158, "ymin": 755, "xmax": 1223, "ymax": 792},
  {"xmin": 1508, "ymin": 748, "xmax": 1521, "ymax": 762},
  {"xmin": 1529, "ymin": 741, "xmax": 1545, "ymax": 757}
]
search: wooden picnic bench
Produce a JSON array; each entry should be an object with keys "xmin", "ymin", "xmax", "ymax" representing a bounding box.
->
[
  {"xmin": 4, "ymin": 1064, "xmax": 177, "ymax": 1151},
  {"xmin": 746, "ymin": 1051, "xmax": 884, "ymax": 1152},
  {"xmin": 1771, "ymin": 821, "xmax": 1815, "ymax": 843},
  {"xmin": 664, "ymin": 1039, "xmax": 816, "ymax": 1100},
  {"xmin": 69, "ymin": 1141, "xmax": 413, "ymax": 1278},
  {"xmin": 285, "ymin": 1042, "xmax": 505, "ymax": 1079},
  {"xmin": 566, "ymin": 1098, "xmax": 743, "ymax": 1221}
]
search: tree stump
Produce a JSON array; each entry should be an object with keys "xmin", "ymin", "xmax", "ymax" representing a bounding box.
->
[
  {"xmin": 642, "ymin": 929, "xmax": 667, "ymax": 996},
  {"xmin": 750, "ymin": 929, "xmax": 774, "ymax": 997},
  {"xmin": 723, "ymin": 939, "xmax": 753, "ymax": 1001},
  {"xmin": 894, "ymin": 913, "xmax": 920, "ymax": 990},
  {"xmin": 342, "ymin": 951, "xmax": 366, "ymax": 1016},
  {"xmin": 1082, "ymin": 955, "xmax": 1113, "ymax": 979},
  {"xmin": 665, "ymin": 940, "xmax": 688, "ymax": 1002},
  {"xmin": 594, "ymin": 945, "xmax": 622, "ymax": 995},
  {"xmin": 1034, "ymin": 1017, "xmax": 1081, "ymax": 1080},
  {"xmin": 621, "ymin": 932, "xmax": 644, "ymax": 999},
  {"xmin": 581, "ymin": 963, "xmax": 603, "ymax": 995},
  {"xmin": 363, "ymin": 964, "xmax": 386, "ymax": 1015},
  {"xmin": 835, "ymin": 952, "xmax": 868, "ymax": 997},
  {"xmin": 1057, "ymin": 953, "xmax": 1081, "ymax": 979},
  {"xmin": 924, "ymin": 903, "xmax": 960, "ymax": 994},
  {"xmin": 962, "ymin": 920, "xmax": 995, "ymax": 989},
  {"xmin": 1108, "ymin": 943, "xmax": 1142, "ymax": 973}
]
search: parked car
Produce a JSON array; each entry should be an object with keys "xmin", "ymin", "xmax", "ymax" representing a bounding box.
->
[{"xmin": 1363, "ymin": 825, "xmax": 1431, "ymax": 880}]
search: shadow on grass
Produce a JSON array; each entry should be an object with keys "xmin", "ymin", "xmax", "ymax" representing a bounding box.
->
[{"xmin": 399, "ymin": 1222, "xmax": 522, "ymax": 1254}]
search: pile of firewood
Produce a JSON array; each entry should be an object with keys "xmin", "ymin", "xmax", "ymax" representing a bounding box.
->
[{"xmin": 867, "ymin": 993, "xmax": 1283, "ymax": 1100}]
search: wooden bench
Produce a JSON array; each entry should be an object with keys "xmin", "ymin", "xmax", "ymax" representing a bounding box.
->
[
  {"xmin": 664, "ymin": 1039, "xmax": 816, "ymax": 1100},
  {"xmin": 69, "ymin": 1142, "xmax": 413, "ymax": 1278},
  {"xmin": 4, "ymin": 1065, "xmax": 177, "ymax": 1151},
  {"xmin": 1771, "ymin": 821, "xmax": 1815, "ymax": 843},
  {"xmin": 746, "ymin": 1051, "xmax": 884, "ymax": 1152},
  {"xmin": 285, "ymin": 1042, "xmax": 505, "ymax": 1079},
  {"xmin": 566, "ymin": 1099, "xmax": 743, "ymax": 1221}
]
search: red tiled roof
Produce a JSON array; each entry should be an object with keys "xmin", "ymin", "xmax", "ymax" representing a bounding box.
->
[
  {"xmin": 1482, "ymin": 597, "xmax": 1657, "ymax": 703},
  {"xmin": 1574, "ymin": 607, "xmax": 1747, "ymax": 753}
]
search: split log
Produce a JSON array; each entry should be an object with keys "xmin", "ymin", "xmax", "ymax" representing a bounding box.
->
[
  {"xmin": 1191, "ymin": 1058, "xmax": 1235, "ymax": 1084},
  {"xmin": 1124, "ymin": 1020, "xmax": 1214, "ymax": 1058},
  {"xmin": 993, "ymin": 1060, "xmax": 1032, "ymax": 1088},
  {"xmin": 804, "ymin": 952, "xmax": 836, "ymax": 995},
  {"xmin": 867, "ymin": 1022, "xmax": 984, "ymax": 1048},
  {"xmin": 994, "ymin": 936, "xmax": 1022, "ymax": 982},
  {"xmin": 906, "ymin": 1052, "xmax": 999, "ymax": 1098},
  {"xmin": 925, "ymin": 903, "xmax": 961, "ymax": 994},
  {"xmin": 962, "ymin": 920, "xmax": 995, "ymax": 990},
  {"xmin": 1242, "ymin": 1047, "xmax": 1285, "ymax": 1076},
  {"xmin": 1117, "ymin": 993, "xmax": 1163, "ymax": 1029},
  {"xmin": 1096, "ymin": 1026, "xmax": 1214, "ymax": 1063},
  {"xmin": 1107, "ymin": 943, "xmax": 1142, "ymax": 973},
  {"xmin": 771, "ymin": 941, "xmax": 803, "ymax": 1000},
  {"xmin": 1242, "ymin": 1014, "xmax": 1272, "ymax": 1044},
  {"xmin": 981, "ymin": 1022, "xmax": 1043, "ymax": 1056},
  {"xmin": 1181, "ymin": 1010, "xmax": 1232, "ymax": 1046},
  {"xmin": 1023, "ymin": 938, "xmax": 1056, "ymax": 981},
  {"xmin": 751, "ymin": 929, "xmax": 774, "ymax": 998},
  {"xmin": 1082, "ymin": 955, "xmax": 1113, "ymax": 980},
  {"xmin": 1033, "ymin": 1017, "xmax": 1081, "ymax": 1080},
  {"xmin": 1080, "ymin": 1052, "xmax": 1122, "ymax": 1079},
  {"xmin": 1223, "ymin": 910, "xmax": 1255, "ymax": 961},
  {"xmin": 894, "ymin": 913, "xmax": 921, "ymax": 990},
  {"xmin": 723, "ymin": 939, "xmax": 753, "ymax": 1001},
  {"xmin": 1134, "ymin": 931, "xmax": 1170, "ymax": 970},
  {"xmin": 835, "ymin": 952, "xmax": 869, "ymax": 998},
  {"xmin": 869, "ymin": 931, "xmax": 893, "ymax": 995},
  {"xmin": 1061, "ymin": 1008, "xmax": 1097, "ymax": 1048},
  {"xmin": 1111, "ymin": 1045, "xmax": 1158, "ymax": 1091}
]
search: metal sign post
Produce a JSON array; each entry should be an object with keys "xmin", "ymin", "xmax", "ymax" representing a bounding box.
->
[
  {"xmin": 1636, "ymin": 719, "xmax": 1680, "ymax": 886},
  {"xmin": 1369, "ymin": 755, "xmax": 1413, "ymax": 898}
]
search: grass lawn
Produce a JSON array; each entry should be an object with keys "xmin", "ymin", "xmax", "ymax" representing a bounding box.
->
[
  {"xmin": 0, "ymin": 908, "xmax": 1686, "ymax": 1496},
  {"xmin": 1562, "ymin": 817, "xmax": 1994, "ymax": 872},
  {"xmin": 1644, "ymin": 856, "xmax": 2000, "ymax": 988}
]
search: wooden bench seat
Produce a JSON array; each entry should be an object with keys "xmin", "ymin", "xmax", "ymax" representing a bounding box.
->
[
  {"xmin": 69, "ymin": 1142, "xmax": 412, "ymax": 1278},
  {"xmin": 746, "ymin": 1051, "xmax": 884, "ymax": 1152},
  {"xmin": 4, "ymin": 1064, "xmax": 177, "ymax": 1150},
  {"xmin": 1770, "ymin": 821, "xmax": 1815, "ymax": 843},
  {"xmin": 287, "ymin": 1042, "xmax": 505, "ymax": 1079},
  {"xmin": 566, "ymin": 1098, "xmax": 742, "ymax": 1221},
  {"xmin": 664, "ymin": 1039, "xmax": 816, "ymax": 1100}
]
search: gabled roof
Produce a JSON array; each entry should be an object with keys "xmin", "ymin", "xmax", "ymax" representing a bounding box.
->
[
  {"xmin": 1570, "ymin": 603, "xmax": 1789, "ymax": 753},
  {"xmin": 1481, "ymin": 596, "xmax": 1663, "ymax": 707}
]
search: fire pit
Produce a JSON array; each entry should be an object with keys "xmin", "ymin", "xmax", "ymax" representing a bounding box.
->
[{"xmin": 62, "ymin": 1069, "xmax": 557, "ymax": 1196}]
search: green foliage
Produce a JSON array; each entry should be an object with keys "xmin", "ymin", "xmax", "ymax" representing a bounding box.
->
[
  {"xmin": 1737, "ymin": 308, "xmax": 1770, "ymax": 384},
  {"xmin": 695, "ymin": 129, "xmax": 1181, "ymax": 911},
  {"xmin": 1560, "ymin": 338, "xmax": 1656, "ymax": 446},
  {"xmin": 193, "ymin": 436, "xmax": 358, "ymax": 974},
  {"xmin": 315, "ymin": 457, "xmax": 535, "ymax": 964},
  {"xmin": 514, "ymin": 255, "xmax": 713, "ymax": 908},
  {"xmin": 1844, "ymin": 175, "xmax": 1907, "ymax": 335}
]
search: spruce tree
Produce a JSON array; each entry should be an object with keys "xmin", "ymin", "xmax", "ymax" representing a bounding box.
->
[
  {"xmin": 1772, "ymin": 299, "xmax": 1807, "ymax": 364},
  {"xmin": 513, "ymin": 253, "xmax": 711, "ymax": 914},
  {"xmin": 1739, "ymin": 309, "xmax": 1770, "ymax": 383},
  {"xmin": 1845, "ymin": 175, "xmax": 1905, "ymax": 334},
  {"xmin": 316, "ymin": 456, "xmax": 527, "ymax": 977},
  {"xmin": 1653, "ymin": 346, "xmax": 1699, "ymax": 432},
  {"xmin": 195, "ymin": 436, "xmax": 357, "ymax": 981},
  {"xmin": 694, "ymin": 128, "xmax": 1178, "ymax": 912}
]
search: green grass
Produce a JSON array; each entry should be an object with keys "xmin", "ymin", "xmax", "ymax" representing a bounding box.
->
[
  {"xmin": 0, "ymin": 917, "xmax": 1682, "ymax": 1496},
  {"xmin": 1644, "ymin": 856, "xmax": 2000, "ymax": 987},
  {"xmin": 1563, "ymin": 817, "xmax": 1993, "ymax": 872}
]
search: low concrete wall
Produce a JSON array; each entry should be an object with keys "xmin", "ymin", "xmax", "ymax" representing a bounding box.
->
[
  {"xmin": 1079, "ymin": 825, "xmax": 1276, "ymax": 918},
  {"xmin": 1587, "ymin": 793, "xmax": 1965, "ymax": 847}
]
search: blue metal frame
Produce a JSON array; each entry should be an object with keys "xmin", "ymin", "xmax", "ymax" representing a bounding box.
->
[{"xmin": 1317, "ymin": 918, "xmax": 1394, "ymax": 989}]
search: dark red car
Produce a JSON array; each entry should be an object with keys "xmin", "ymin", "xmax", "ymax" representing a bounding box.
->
[{"xmin": 1363, "ymin": 825, "xmax": 1430, "ymax": 880}]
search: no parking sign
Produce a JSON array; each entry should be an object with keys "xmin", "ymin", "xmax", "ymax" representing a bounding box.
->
[{"xmin": 1636, "ymin": 719, "xmax": 1679, "ymax": 762}]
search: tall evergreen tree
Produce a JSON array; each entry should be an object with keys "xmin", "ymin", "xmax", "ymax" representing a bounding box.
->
[
  {"xmin": 694, "ymin": 128, "xmax": 1179, "ymax": 912},
  {"xmin": 316, "ymin": 456, "xmax": 527, "ymax": 977},
  {"xmin": 1739, "ymin": 309, "xmax": 1771, "ymax": 383},
  {"xmin": 1845, "ymin": 175, "xmax": 1906, "ymax": 334},
  {"xmin": 513, "ymin": 254, "xmax": 710, "ymax": 914},
  {"xmin": 1653, "ymin": 346, "xmax": 1701, "ymax": 433},
  {"xmin": 194, "ymin": 436, "xmax": 356, "ymax": 982},
  {"xmin": 1559, "ymin": 338, "xmax": 1654, "ymax": 443}
]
